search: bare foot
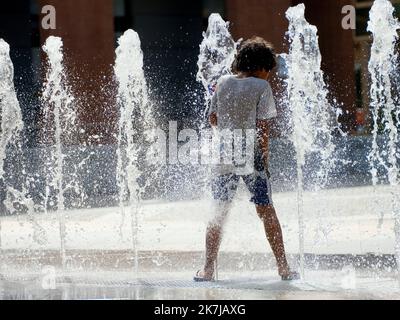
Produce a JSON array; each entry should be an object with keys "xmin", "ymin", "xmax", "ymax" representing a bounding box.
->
[
  {"xmin": 278, "ymin": 266, "xmax": 290, "ymax": 277},
  {"xmin": 194, "ymin": 269, "xmax": 214, "ymax": 282},
  {"xmin": 279, "ymin": 269, "xmax": 300, "ymax": 281}
]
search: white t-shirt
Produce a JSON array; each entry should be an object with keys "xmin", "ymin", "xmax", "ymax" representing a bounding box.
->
[{"xmin": 208, "ymin": 75, "xmax": 277, "ymax": 175}]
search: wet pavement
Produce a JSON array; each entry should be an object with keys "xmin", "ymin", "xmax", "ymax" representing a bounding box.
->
[
  {"xmin": 1, "ymin": 270, "xmax": 399, "ymax": 300},
  {"xmin": 1, "ymin": 184, "xmax": 400, "ymax": 300}
]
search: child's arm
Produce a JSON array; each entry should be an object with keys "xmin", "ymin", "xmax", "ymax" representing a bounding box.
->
[
  {"xmin": 257, "ymin": 119, "xmax": 271, "ymax": 177},
  {"xmin": 256, "ymin": 83, "xmax": 277, "ymax": 178},
  {"xmin": 209, "ymin": 82, "xmax": 218, "ymax": 127},
  {"xmin": 209, "ymin": 112, "xmax": 218, "ymax": 127}
]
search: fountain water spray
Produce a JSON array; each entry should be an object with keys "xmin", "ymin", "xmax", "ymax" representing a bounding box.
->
[
  {"xmin": 42, "ymin": 36, "xmax": 77, "ymax": 269},
  {"xmin": 196, "ymin": 13, "xmax": 238, "ymax": 192},
  {"xmin": 115, "ymin": 29, "xmax": 152, "ymax": 276},
  {"xmin": 0, "ymin": 40, "xmax": 23, "ymax": 178},
  {"xmin": 284, "ymin": 4, "xmax": 337, "ymax": 278},
  {"xmin": 197, "ymin": 13, "xmax": 238, "ymax": 117},
  {"xmin": 367, "ymin": 0, "xmax": 400, "ymax": 284},
  {"xmin": 1, "ymin": 39, "xmax": 47, "ymax": 250},
  {"xmin": 0, "ymin": 39, "xmax": 24, "ymax": 251},
  {"xmin": 196, "ymin": 13, "xmax": 238, "ymax": 279}
]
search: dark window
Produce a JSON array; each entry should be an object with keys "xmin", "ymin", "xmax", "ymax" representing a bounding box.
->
[
  {"xmin": 355, "ymin": 64, "xmax": 363, "ymax": 109},
  {"xmin": 113, "ymin": 0, "xmax": 226, "ymax": 122},
  {"xmin": 202, "ymin": 0, "xmax": 225, "ymax": 28},
  {"xmin": 356, "ymin": 8, "xmax": 370, "ymax": 37},
  {"xmin": 30, "ymin": 0, "xmax": 40, "ymax": 48},
  {"xmin": 114, "ymin": 0, "xmax": 134, "ymax": 41}
]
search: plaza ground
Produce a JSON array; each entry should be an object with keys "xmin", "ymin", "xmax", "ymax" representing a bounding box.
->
[{"xmin": 1, "ymin": 185, "xmax": 400, "ymax": 299}]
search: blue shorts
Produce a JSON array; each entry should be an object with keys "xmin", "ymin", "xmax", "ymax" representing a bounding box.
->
[{"xmin": 211, "ymin": 171, "xmax": 273, "ymax": 206}]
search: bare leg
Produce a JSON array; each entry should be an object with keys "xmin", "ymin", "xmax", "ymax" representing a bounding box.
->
[
  {"xmin": 199, "ymin": 201, "xmax": 231, "ymax": 279},
  {"xmin": 203, "ymin": 225, "xmax": 223, "ymax": 278},
  {"xmin": 256, "ymin": 204, "xmax": 292, "ymax": 277}
]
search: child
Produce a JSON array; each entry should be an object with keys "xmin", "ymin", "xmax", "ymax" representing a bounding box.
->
[{"xmin": 195, "ymin": 37, "xmax": 299, "ymax": 281}]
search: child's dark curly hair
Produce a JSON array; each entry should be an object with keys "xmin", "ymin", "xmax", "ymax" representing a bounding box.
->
[{"xmin": 233, "ymin": 37, "xmax": 277, "ymax": 73}]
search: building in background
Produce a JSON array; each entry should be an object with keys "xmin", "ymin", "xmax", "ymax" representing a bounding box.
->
[
  {"xmin": 353, "ymin": 0, "xmax": 400, "ymax": 134},
  {"xmin": 0, "ymin": 0, "xmax": 399, "ymax": 142}
]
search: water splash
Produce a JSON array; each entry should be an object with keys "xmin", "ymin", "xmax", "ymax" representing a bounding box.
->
[
  {"xmin": 0, "ymin": 39, "xmax": 24, "ymax": 179},
  {"xmin": 0, "ymin": 39, "xmax": 48, "ymax": 247},
  {"xmin": 42, "ymin": 36, "xmax": 77, "ymax": 268},
  {"xmin": 196, "ymin": 13, "xmax": 238, "ymax": 174},
  {"xmin": 5, "ymin": 187, "xmax": 48, "ymax": 245},
  {"xmin": 197, "ymin": 13, "xmax": 238, "ymax": 117},
  {"xmin": 367, "ymin": 0, "xmax": 400, "ymax": 284},
  {"xmin": 0, "ymin": 39, "xmax": 24, "ymax": 251},
  {"xmin": 195, "ymin": 13, "xmax": 238, "ymax": 280},
  {"xmin": 367, "ymin": 0, "xmax": 400, "ymax": 186},
  {"xmin": 284, "ymin": 3, "xmax": 337, "ymax": 278},
  {"xmin": 114, "ymin": 29, "xmax": 151, "ymax": 276}
]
